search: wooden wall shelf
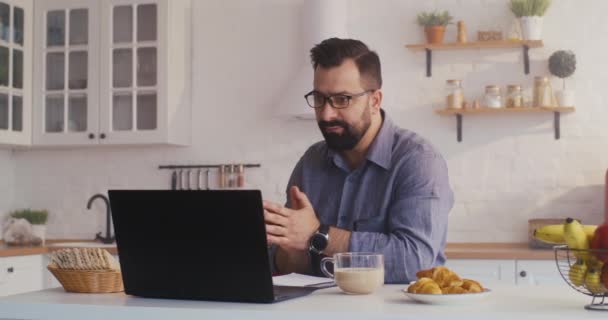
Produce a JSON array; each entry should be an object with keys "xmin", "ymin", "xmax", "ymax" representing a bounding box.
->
[
  {"xmin": 405, "ymin": 40, "xmax": 543, "ymax": 77},
  {"xmin": 435, "ymin": 106, "xmax": 575, "ymax": 142}
]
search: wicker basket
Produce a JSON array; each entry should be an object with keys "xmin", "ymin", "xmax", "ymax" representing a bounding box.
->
[{"xmin": 47, "ymin": 265, "xmax": 124, "ymax": 293}]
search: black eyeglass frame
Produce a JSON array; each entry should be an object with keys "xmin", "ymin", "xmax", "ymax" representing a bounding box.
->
[{"xmin": 304, "ymin": 90, "xmax": 375, "ymax": 109}]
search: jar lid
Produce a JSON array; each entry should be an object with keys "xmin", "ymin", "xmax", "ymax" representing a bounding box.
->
[
  {"xmin": 446, "ymin": 79, "xmax": 461, "ymax": 85},
  {"xmin": 507, "ymin": 84, "xmax": 521, "ymax": 91},
  {"xmin": 534, "ymin": 76, "xmax": 549, "ymax": 83},
  {"xmin": 485, "ymin": 85, "xmax": 500, "ymax": 93}
]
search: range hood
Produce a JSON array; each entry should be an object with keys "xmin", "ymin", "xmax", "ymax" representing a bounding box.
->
[{"xmin": 275, "ymin": 0, "xmax": 348, "ymax": 120}]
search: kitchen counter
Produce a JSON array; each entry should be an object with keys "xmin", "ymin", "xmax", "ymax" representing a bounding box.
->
[
  {"xmin": 0, "ymin": 241, "xmax": 552, "ymax": 259},
  {"xmin": 0, "ymin": 284, "xmax": 603, "ymax": 320},
  {"xmin": 0, "ymin": 240, "xmax": 118, "ymax": 257},
  {"xmin": 445, "ymin": 243, "xmax": 555, "ymax": 260}
]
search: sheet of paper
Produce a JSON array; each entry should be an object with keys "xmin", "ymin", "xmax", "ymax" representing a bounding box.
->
[{"xmin": 272, "ymin": 273, "xmax": 335, "ymax": 288}]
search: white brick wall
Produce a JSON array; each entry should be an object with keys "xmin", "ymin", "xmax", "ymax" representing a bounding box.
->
[{"xmin": 2, "ymin": 0, "xmax": 608, "ymax": 241}]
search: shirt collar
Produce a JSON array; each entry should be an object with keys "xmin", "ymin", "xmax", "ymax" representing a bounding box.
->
[{"xmin": 325, "ymin": 109, "xmax": 394, "ymax": 171}]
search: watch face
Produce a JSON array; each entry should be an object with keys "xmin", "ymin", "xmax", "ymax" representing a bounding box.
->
[{"xmin": 311, "ymin": 233, "xmax": 328, "ymax": 251}]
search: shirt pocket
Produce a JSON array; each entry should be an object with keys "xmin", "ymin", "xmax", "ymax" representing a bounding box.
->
[{"xmin": 353, "ymin": 216, "xmax": 386, "ymax": 232}]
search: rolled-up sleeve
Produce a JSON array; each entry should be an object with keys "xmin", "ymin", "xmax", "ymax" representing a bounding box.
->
[{"xmin": 349, "ymin": 151, "xmax": 454, "ymax": 283}]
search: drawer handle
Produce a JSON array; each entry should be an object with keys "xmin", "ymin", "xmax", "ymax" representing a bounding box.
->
[
  {"xmin": 7, "ymin": 267, "xmax": 14, "ymax": 273},
  {"xmin": 519, "ymin": 270, "xmax": 527, "ymax": 277}
]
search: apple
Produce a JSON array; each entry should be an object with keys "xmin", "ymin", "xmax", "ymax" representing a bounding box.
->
[{"xmin": 591, "ymin": 224, "xmax": 608, "ymax": 263}]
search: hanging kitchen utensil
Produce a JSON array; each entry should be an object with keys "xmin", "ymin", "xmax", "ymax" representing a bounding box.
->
[
  {"xmin": 171, "ymin": 170, "xmax": 177, "ymax": 190},
  {"xmin": 176, "ymin": 170, "xmax": 182, "ymax": 190},
  {"xmin": 197, "ymin": 169, "xmax": 203, "ymax": 190},
  {"xmin": 183, "ymin": 170, "xmax": 190, "ymax": 190},
  {"xmin": 205, "ymin": 170, "xmax": 210, "ymax": 190}
]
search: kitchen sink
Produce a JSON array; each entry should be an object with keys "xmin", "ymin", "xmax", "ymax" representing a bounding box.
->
[{"xmin": 46, "ymin": 242, "xmax": 116, "ymax": 248}]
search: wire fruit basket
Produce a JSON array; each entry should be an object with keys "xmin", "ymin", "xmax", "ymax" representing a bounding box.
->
[{"xmin": 554, "ymin": 245, "xmax": 608, "ymax": 311}]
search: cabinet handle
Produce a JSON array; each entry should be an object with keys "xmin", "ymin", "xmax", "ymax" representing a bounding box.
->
[
  {"xmin": 88, "ymin": 133, "xmax": 95, "ymax": 139},
  {"xmin": 519, "ymin": 270, "xmax": 527, "ymax": 277},
  {"xmin": 7, "ymin": 267, "xmax": 13, "ymax": 273},
  {"xmin": 100, "ymin": 133, "xmax": 106, "ymax": 139}
]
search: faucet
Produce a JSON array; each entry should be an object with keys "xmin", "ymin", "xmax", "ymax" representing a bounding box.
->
[{"xmin": 87, "ymin": 194, "xmax": 115, "ymax": 244}]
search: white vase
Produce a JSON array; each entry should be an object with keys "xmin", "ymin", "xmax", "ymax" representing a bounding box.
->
[
  {"xmin": 31, "ymin": 225, "xmax": 46, "ymax": 245},
  {"xmin": 556, "ymin": 90, "xmax": 575, "ymax": 107},
  {"xmin": 519, "ymin": 16, "xmax": 544, "ymax": 40}
]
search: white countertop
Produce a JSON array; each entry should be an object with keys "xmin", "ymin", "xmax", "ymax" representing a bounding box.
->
[{"xmin": 0, "ymin": 284, "xmax": 605, "ymax": 320}]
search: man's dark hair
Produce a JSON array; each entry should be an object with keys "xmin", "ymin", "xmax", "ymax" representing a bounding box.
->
[{"xmin": 310, "ymin": 38, "xmax": 382, "ymax": 89}]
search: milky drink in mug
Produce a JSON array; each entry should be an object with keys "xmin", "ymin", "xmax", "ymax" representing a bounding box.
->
[{"xmin": 321, "ymin": 252, "xmax": 384, "ymax": 294}]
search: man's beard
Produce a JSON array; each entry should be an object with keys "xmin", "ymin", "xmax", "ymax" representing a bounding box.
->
[{"xmin": 318, "ymin": 109, "xmax": 371, "ymax": 151}]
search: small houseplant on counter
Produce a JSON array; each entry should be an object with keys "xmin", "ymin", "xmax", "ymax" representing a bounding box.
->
[
  {"xmin": 509, "ymin": 0, "xmax": 551, "ymax": 40},
  {"xmin": 548, "ymin": 50, "xmax": 576, "ymax": 107},
  {"xmin": 6, "ymin": 209, "xmax": 49, "ymax": 245},
  {"xmin": 417, "ymin": 10, "xmax": 453, "ymax": 44}
]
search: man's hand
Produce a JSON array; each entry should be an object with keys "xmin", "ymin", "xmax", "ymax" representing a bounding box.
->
[{"xmin": 264, "ymin": 186, "xmax": 320, "ymax": 251}]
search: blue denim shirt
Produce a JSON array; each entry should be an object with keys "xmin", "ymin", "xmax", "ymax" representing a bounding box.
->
[{"xmin": 284, "ymin": 111, "xmax": 453, "ymax": 284}]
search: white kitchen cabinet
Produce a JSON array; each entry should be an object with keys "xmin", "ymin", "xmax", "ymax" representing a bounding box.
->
[
  {"xmin": 0, "ymin": 255, "xmax": 44, "ymax": 296},
  {"xmin": 446, "ymin": 259, "xmax": 565, "ymax": 286},
  {"xmin": 445, "ymin": 259, "xmax": 516, "ymax": 285},
  {"xmin": 515, "ymin": 259, "xmax": 564, "ymax": 286},
  {"xmin": 33, "ymin": 0, "xmax": 191, "ymax": 146},
  {"xmin": 0, "ymin": 0, "xmax": 32, "ymax": 147}
]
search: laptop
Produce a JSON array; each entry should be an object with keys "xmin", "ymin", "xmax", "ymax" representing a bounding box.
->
[{"xmin": 108, "ymin": 189, "xmax": 321, "ymax": 303}]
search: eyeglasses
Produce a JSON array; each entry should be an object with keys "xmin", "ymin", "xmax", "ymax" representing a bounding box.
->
[{"xmin": 304, "ymin": 90, "xmax": 374, "ymax": 109}]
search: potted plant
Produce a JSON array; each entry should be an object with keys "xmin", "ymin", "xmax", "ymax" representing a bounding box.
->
[
  {"xmin": 509, "ymin": 0, "xmax": 551, "ymax": 40},
  {"xmin": 417, "ymin": 10, "xmax": 453, "ymax": 44},
  {"xmin": 549, "ymin": 50, "xmax": 576, "ymax": 107},
  {"xmin": 10, "ymin": 209, "xmax": 49, "ymax": 245}
]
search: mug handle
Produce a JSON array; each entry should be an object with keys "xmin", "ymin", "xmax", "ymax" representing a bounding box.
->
[{"xmin": 320, "ymin": 257, "xmax": 334, "ymax": 278}]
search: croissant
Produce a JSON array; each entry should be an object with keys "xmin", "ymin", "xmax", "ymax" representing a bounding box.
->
[
  {"xmin": 461, "ymin": 279, "xmax": 483, "ymax": 293},
  {"xmin": 441, "ymin": 286, "xmax": 468, "ymax": 294}
]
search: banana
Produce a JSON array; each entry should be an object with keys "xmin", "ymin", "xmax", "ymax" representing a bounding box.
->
[
  {"xmin": 568, "ymin": 258, "xmax": 587, "ymax": 287},
  {"xmin": 534, "ymin": 223, "xmax": 597, "ymax": 244},
  {"xmin": 563, "ymin": 218, "xmax": 591, "ymax": 260},
  {"xmin": 584, "ymin": 265, "xmax": 607, "ymax": 295}
]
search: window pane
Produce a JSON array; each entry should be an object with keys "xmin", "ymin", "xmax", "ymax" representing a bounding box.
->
[
  {"xmin": 113, "ymin": 93, "xmax": 132, "ymax": 131},
  {"xmin": 0, "ymin": 3, "xmax": 9, "ymax": 42},
  {"xmin": 69, "ymin": 51, "xmax": 87, "ymax": 89},
  {"xmin": 113, "ymin": 6, "xmax": 132, "ymax": 43},
  {"xmin": 47, "ymin": 10, "xmax": 65, "ymax": 47},
  {"xmin": 0, "ymin": 93, "xmax": 6, "ymax": 129},
  {"xmin": 69, "ymin": 9, "xmax": 88, "ymax": 45},
  {"xmin": 46, "ymin": 52, "xmax": 65, "ymax": 90},
  {"xmin": 137, "ymin": 47, "xmax": 156, "ymax": 86},
  {"xmin": 68, "ymin": 94, "xmax": 86, "ymax": 132},
  {"xmin": 13, "ymin": 49, "xmax": 22, "ymax": 89},
  {"xmin": 13, "ymin": 7, "xmax": 23, "ymax": 45},
  {"xmin": 12, "ymin": 95, "xmax": 21, "ymax": 131},
  {"xmin": 113, "ymin": 49, "xmax": 132, "ymax": 88},
  {"xmin": 45, "ymin": 95, "xmax": 64, "ymax": 133},
  {"xmin": 137, "ymin": 92, "xmax": 156, "ymax": 130},
  {"xmin": 137, "ymin": 4, "xmax": 156, "ymax": 42},
  {"xmin": 0, "ymin": 46, "xmax": 7, "ymax": 87}
]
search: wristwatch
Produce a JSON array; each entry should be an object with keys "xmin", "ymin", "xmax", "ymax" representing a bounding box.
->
[{"xmin": 309, "ymin": 224, "xmax": 330, "ymax": 255}]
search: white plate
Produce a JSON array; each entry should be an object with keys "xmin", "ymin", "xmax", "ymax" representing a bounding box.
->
[{"xmin": 402, "ymin": 288, "xmax": 492, "ymax": 305}]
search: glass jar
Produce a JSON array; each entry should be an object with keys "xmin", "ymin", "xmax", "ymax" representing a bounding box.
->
[
  {"xmin": 533, "ymin": 76, "xmax": 554, "ymax": 107},
  {"xmin": 506, "ymin": 85, "xmax": 523, "ymax": 108},
  {"xmin": 445, "ymin": 80, "xmax": 464, "ymax": 109},
  {"xmin": 484, "ymin": 85, "xmax": 502, "ymax": 108}
]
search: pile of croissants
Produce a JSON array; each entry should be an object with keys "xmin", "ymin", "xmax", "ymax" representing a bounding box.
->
[{"xmin": 407, "ymin": 266, "xmax": 484, "ymax": 294}]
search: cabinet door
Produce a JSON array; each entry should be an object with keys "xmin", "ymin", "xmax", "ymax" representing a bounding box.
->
[
  {"xmin": 0, "ymin": 255, "xmax": 44, "ymax": 296},
  {"xmin": 33, "ymin": 0, "xmax": 99, "ymax": 146},
  {"xmin": 445, "ymin": 259, "xmax": 516, "ymax": 285},
  {"xmin": 0, "ymin": 0, "xmax": 32, "ymax": 147},
  {"xmin": 99, "ymin": 0, "xmax": 165, "ymax": 145},
  {"xmin": 516, "ymin": 260, "xmax": 564, "ymax": 286}
]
